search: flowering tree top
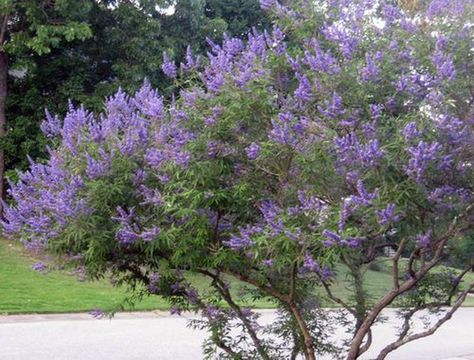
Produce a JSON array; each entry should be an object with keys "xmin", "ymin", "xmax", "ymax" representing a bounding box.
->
[{"xmin": 3, "ymin": 0, "xmax": 474, "ymax": 359}]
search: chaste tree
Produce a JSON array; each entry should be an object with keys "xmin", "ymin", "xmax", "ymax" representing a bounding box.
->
[{"xmin": 3, "ymin": 0, "xmax": 474, "ymax": 359}]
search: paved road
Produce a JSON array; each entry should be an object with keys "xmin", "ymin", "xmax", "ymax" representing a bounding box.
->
[{"xmin": 0, "ymin": 309, "xmax": 473, "ymax": 359}]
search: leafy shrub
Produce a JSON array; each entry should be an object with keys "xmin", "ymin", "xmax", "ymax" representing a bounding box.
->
[{"xmin": 3, "ymin": 0, "xmax": 474, "ymax": 359}]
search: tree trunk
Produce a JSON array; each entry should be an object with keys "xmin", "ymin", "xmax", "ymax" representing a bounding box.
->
[
  {"xmin": 289, "ymin": 303, "xmax": 316, "ymax": 360},
  {"xmin": 0, "ymin": 50, "xmax": 7, "ymax": 215}
]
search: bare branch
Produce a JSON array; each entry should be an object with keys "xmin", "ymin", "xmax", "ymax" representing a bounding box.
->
[
  {"xmin": 200, "ymin": 270, "xmax": 270, "ymax": 360},
  {"xmin": 319, "ymin": 276, "xmax": 357, "ymax": 317},
  {"xmin": 375, "ymin": 282, "xmax": 474, "ymax": 359},
  {"xmin": 347, "ymin": 204, "xmax": 474, "ymax": 359},
  {"xmin": 223, "ymin": 270, "xmax": 290, "ymax": 303},
  {"xmin": 0, "ymin": 15, "xmax": 9, "ymax": 46},
  {"xmin": 289, "ymin": 261, "xmax": 297, "ymax": 303},
  {"xmin": 358, "ymin": 329, "xmax": 372, "ymax": 356}
]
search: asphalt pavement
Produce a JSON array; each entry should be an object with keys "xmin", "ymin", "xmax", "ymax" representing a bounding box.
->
[{"xmin": 0, "ymin": 308, "xmax": 473, "ymax": 360}]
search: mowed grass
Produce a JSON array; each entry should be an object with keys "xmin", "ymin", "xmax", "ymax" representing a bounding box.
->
[
  {"xmin": 0, "ymin": 239, "xmax": 273, "ymax": 314},
  {"xmin": 0, "ymin": 240, "xmax": 172, "ymax": 314},
  {"xmin": 1, "ymin": 239, "xmax": 473, "ymax": 314}
]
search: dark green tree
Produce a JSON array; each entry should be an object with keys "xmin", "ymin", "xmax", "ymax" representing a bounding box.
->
[
  {"xmin": 205, "ymin": 0, "xmax": 270, "ymax": 37},
  {"xmin": 0, "ymin": 0, "xmax": 93, "ymax": 206}
]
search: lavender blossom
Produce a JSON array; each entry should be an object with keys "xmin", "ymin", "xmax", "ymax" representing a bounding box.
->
[
  {"xmin": 225, "ymin": 225, "xmax": 261, "ymax": 250},
  {"xmin": 263, "ymin": 259, "xmax": 274, "ymax": 267},
  {"xmin": 116, "ymin": 227, "xmax": 140, "ymax": 245},
  {"xmin": 41, "ymin": 110, "xmax": 62, "ymax": 138},
  {"xmin": 141, "ymin": 226, "xmax": 161, "ymax": 242},
  {"xmin": 85, "ymin": 154, "xmax": 107, "ymax": 179},
  {"xmin": 32, "ymin": 262, "xmax": 47, "ymax": 273},
  {"xmin": 375, "ymin": 203, "xmax": 398, "ymax": 226},
  {"xmin": 318, "ymin": 92, "xmax": 345, "ymax": 119},
  {"xmin": 432, "ymin": 51, "xmax": 456, "ymax": 81},
  {"xmin": 269, "ymin": 113, "xmax": 298, "ymax": 147},
  {"xmin": 90, "ymin": 308, "xmax": 105, "ymax": 319},
  {"xmin": 350, "ymin": 180, "xmax": 379, "ymax": 206},
  {"xmin": 294, "ymin": 73, "xmax": 313, "ymax": 102},
  {"xmin": 383, "ymin": 4, "xmax": 401, "ymax": 24},
  {"xmin": 361, "ymin": 53, "xmax": 379, "ymax": 82},
  {"xmin": 298, "ymin": 191, "xmax": 323, "ymax": 212},
  {"xmin": 322, "ymin": 229, "xmax": 342, "ymax": 247},
  {"xmin": 180, "ymin": 46, "xmax": 200, "ymax": 72},
  {"xmin": 303, "ymin": 254, "xmax": 319, "ymax": 272},
  {"xmin": 246, "ymin": 143, "xmax": 261, "ymax": 160},
  {"xmin": 260, "ymin": 0, "xmax": 276, "ymax": 10},
  {"xmin": 402, "ymin": 122, "xmax": 421, "ymax": 141},
  {"xmin": 405, "ymin": 141, "xmax": 442, "ymax": 182},
  {"xmin": 416, "ymin": 230, "xmax": 432, "ymax": 249},
  {"xmin": 369, "ymin": 104, "xmax": 383, "ymax": 120},
  {"xmin": 162, "ymin": 52, "xmax": 177, "ymax": 78}
]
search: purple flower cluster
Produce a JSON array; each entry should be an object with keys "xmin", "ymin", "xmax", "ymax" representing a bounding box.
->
[
  {"xmin": 32, "ymin": 262, "xmax": 47, "ymax": 273},
  {"xmin": 226, "ymin": 225, "xmax": 262, "ymax": 250},
  {"xmin": 361, "ymin": 53, "xmax": 380, "ymax": 82},
  {"xmin": 416, "ymin": 230, "xmax": 432, "ymax": 249},
  {"xmin": 297, "ymin": 191, "xmax": 324, "ymax": 213},
  {"xmin": 318, "ymin": 92, "xmax": 345, "ymax": 119},
  {"xmin": 375, "ymin": 203, "xmax": 399, "ymax": 226},
  {"xmin": 180, "ymin": 46, "xmax": 200, "ymax": 72},
  {"xmin": 334, "ymin": 133, "xmax": 385, "ymax": 171},
  {"xmin": 322, "ymin": 230, "xmax": 364, "ymax": 249},
  {"xmin": 303, "ymin": 254, "xmax": 333, "ymax": 280},
  {"xmin": 351, "ymin": 180, "xmax": 379, "ymax": 206},
  {"xmin": 162, "ymin": 52, "xmax": 177, "ymax": 78},
  {"xmin": 245, "ymin": 143, "xmax": 261, "ymax": 160},
  {"xmin": 90, "ymin": 308, "xmax": 105, "ymax": 319},
  {"xmin": 405, "ymin": 141, "xmax": 442, "ymax": 183},
  {"xmin": 40, "ymin": 110, "xmax": 61, "ymax": 138},
  {"xmin": 294, "ymin": 73, "xmax": 313, "ymax": 103},
  {"xmin": 269, "ymin": 112, "xmax": 300, "ymax": 147}
]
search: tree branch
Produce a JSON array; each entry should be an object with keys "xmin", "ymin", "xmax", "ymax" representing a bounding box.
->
[
  {"xmin": 199, "ymin": 269, "xmax": 270, "ymax": 360},
  {"xmin": 347, "ymin": 204, "xmax": 474, "ymax": 359},
  {"xmin": 319, "ymin": 275, "xmax": 357, "ymax": 317},
  {"xmin": 0, "ymin": 15, "xmax": 9, "ymax": 47},
  {"xmin": 375, "ymin": 282, "xmax": 474, "ymax": 359},
  {"xmin": 393, "ymin": 237, "xmax": 408, "ymax": 289}
]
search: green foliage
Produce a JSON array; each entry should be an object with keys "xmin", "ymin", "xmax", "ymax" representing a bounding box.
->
[{"xmin": 5, "ymin": 0, "xmax": 270, "ymax": 173}]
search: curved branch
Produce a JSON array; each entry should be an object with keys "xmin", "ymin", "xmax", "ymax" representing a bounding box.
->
[
  {"xmin": 319, "ymin": 276, "xmax": 357, "ymax": 317},
  {"xmin": 0, "ymin": 15, "xmax": 9, "ymax": 46},
  {"xmin": 347, "ymin": 204, "xmax": 474, "ymax": 359},
  {"xmin": 375, "ymin": 282, "xmax": 474, "ymax": 359},
  {"xmin": 199, "ymin": 270, "xmax": 271, "ymax": 360}
]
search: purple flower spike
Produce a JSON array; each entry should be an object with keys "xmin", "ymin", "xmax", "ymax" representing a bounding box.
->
[
  {"xmin": 376, "ymin": 203, "xmax": 399, "ymax": 226},
  {"xmin": 90, "ymin": 308, "xmax": 105, "ymax": 319},
  {"xmin": 416, "ymin": 230, "xmax": 432, "ymax": 249},
  {"xmin": 322, "ymin": 229, "xmax": 342, "ymax": 247},
  {"xmin": 32, "ymin": 262, "xmax": 47, "ymax": 273},
  {"xmin": 260, "ymin": 0, "xmax": 275, "ymax": 10},
  {"xmin": 246, "ymin": 143, "xmax": 261, "ymax": 160},
  {"xmin": 162, "ymin": 52, "xmax": 177, "ymax": 78}
]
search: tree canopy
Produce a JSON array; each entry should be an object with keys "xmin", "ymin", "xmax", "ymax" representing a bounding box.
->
[
  {"xmin": 3, "ymin": 0, "xmax": 474, "ymax": 359},
  {"xmin": 5, "ymin": 0, "xmax": 269, "ymax": 176}
]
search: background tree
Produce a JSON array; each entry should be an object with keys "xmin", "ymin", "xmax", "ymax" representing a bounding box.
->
[{"xmin": 0, "ymin": 0, "xmax": 93, "ymax": 207}]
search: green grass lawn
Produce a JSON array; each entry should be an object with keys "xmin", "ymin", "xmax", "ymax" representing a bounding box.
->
[{"xmin": 1, "ymin": 239, "xmax": 473, "ymax": 314}]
